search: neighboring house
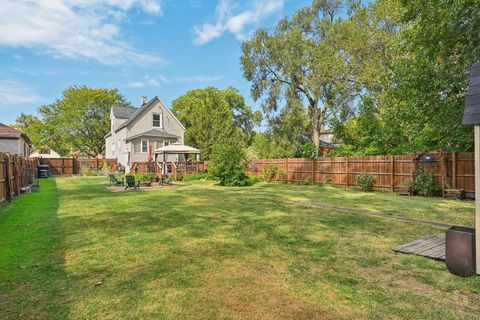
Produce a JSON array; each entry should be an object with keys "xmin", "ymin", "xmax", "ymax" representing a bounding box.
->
[
  {"xmin": 319, "ymin": 129, "xmax": 339, "ymax": 155},
  {"xmin": 30, "ymin": 148, "xmax": 61, "ymax": 158},
  {"xmin": 105, "ymin": 96, "xmax": 186, "ymax": 171},
  {"xmin": 0, "ymin": 123, "xmax": 31, "ymax": 157}
]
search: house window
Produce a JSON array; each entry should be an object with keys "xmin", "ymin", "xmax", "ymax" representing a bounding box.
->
[
  {"xmin": 141, "ymin": 140, "xmax": 148, "ymax": 153},
  {"xmin": 153, "ymin": 113, "xmax": 162, "ymax": 128},
  {"xmin": 164, "ymin": 141, "xmax": 170, "ymax": 147},
  {"xmin": 156, "ymin": 141, "xmax": 163, "ymax": 149}
]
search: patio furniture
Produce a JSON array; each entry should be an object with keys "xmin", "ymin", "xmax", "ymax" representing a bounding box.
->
[
  {"xmin": 109, "ymin": 173, "xmax": 124, "ymax": 186},
  {"xmin": 125, "ymin": 175, "xmax": 140, "ymax": 190}
]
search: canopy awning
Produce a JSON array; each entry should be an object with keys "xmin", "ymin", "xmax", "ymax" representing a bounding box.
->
[{"xmin": 154, "ymin": 144, "xmax": 201, "ymax": 154}]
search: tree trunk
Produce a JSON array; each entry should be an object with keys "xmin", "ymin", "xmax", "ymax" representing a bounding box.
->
[{"xmin": 311, "ymin": 103, "xmax": 321, "ymax": 147}]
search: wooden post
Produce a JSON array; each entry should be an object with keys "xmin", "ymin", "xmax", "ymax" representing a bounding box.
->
[
  {"xmin": 452, "ymin": 152, "xmax": 457, "ymax": 189},
  {"xmin": 390, "ymin": 155, "xmax": 394, "ymax": 193},
  {"xmin": 284, "ymin": 158, "xmax": 288, "ymax": 182},
  {"xmin": 61, "ymin": 158, "xmax": 65, "ymax": 175},
  {"xmin": 345, "ymin": 156, "xmax": 349, "ymax": 188},
  {"xmin": 475, "ymin": 126, "xmax": 480, "ymax": 274},
  {"xmin": 440, "ymin": 152, "xmax": 446, "ymax": 194},
  {"xmin": 411, "ymin": 154, "xmax": 416, "ymax": 193},
  {"xmin": 311, "ymin": 159, "xmax": 315, "ymax": 184}
]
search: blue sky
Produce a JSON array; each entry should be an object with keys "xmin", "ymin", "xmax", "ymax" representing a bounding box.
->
[{"xmin": 0, "ymin": 0, "xmax": 311, "ymax": 125}]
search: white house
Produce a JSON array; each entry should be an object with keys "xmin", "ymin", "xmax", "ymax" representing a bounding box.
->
[
  {"xmin": 30, "ymin": 148, "xmax": 61, "ymax": 158},
  {"xmin": 105, "ymin": 96, "xmax": 186, "ymax": 172},
  {"xmin": 0, "ymin": 123, "xmax": 31, "ymax": 157}
]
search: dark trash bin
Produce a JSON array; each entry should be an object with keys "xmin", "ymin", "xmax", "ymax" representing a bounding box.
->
[
  {"xmin": 445, "ymin": 226, "xmax": 476, "ymax": 277},
  {"xmin": 38, "ymin": 164, "xmax": 51, "ymax": 178}
]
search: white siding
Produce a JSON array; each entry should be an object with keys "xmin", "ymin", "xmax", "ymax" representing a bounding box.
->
[
  {"xmin": 0, "ymin": 138, "xmax": 20, "ymax": 154},
  {"xmin": 105, "ymin": 98, "xmax": 187, "ymax": 173},
  {"xmin": 127, "ymin": 100, "xmax": 185, "ymax": 144}
]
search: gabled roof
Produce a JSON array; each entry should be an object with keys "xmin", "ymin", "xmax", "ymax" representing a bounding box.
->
[
  {"xmin": 112, "ymin": 106, "xmax": 138, "ymax": 119},
  {"xmin": 125, "ymin": 129, "xmax": 179, "ymax": 142},
  {"xmin": 115, "ymin": 96, "xmax": 186, "ymax": 133},
  {"xmin": 463, "ymin": 61, "xmax": 480, "ymax": 125},
  {"xmin": 0, "ymin": 123, "xmax": 30, "ymax": 142}
]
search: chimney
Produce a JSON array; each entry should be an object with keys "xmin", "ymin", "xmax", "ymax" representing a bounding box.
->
[{"xmin": 141, "ymin": 96, "xmax": 148, "ymax": 106}]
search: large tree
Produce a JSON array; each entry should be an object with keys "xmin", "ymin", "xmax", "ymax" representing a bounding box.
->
[
  {"xmin": 241, "ymin": 0, "xmax": 359, "ymax": 148},
  {"xmin": 331, "ymin": 0, "xmax": 480, "ymax": 155},
  {"xmin": 382, "ymin": 0, "xmax": 480, "ymax": 152},
  {"xmin": 16, "ymin": 85, "xmax": 131, "ymax": 157},
  {"xmin": 171, "ymin": 87, "xmax": 261, "ymax": 160}
]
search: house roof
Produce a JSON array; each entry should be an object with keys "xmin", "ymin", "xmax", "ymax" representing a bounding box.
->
[
  {"xmin": 320, "ymin": 140, "xmax": 337, "ymax": 148},
  {"xmin": 112, "ymin": 106, "xmax": 138, "ymax": 119},
  {"xmin": 115, "ymin": 96, "xmax": 186, "ymax": 133},
  {"xmin": 125, "ymin": 129, "xmax": 179, "ymax": 142},
  {"xmin": 463, "ymin": 61, "xmax": 480, "ymax": 125},
  {"xmin": 154, "ymin": 144, "xmax": 201, "ymax": 154},
  {"xmin": 0, "ymin": 123, "xmax": 31, "ymax": 142}
]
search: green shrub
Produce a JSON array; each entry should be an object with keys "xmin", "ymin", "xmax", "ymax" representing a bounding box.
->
[
  {"xmin": 248, "ymin": 175, "xmax": 264, "ymax": 184},
  {"xmin": 209, "ymin": 143, "xmax": 250, "ymax": 187},
  {"xmin": 262, "ymin": 164, "xmax": 286, "ymax": 183},
  {"xmin": 414, "ymin": 166, "xmax": 440, "ymax": 196},
  {"xmin": 299, "ymin": 142, "xmax": 321, "ymax": 159},
  {"xmin": 133, "ymin": 173, "xmax": 153, "ymax": 183},
  {"xmin": 80, "ymin": 163, "xmax": 101, "ymax": 176},
  {"xmin": 182, "ymin": 172, "xmax": 211, "ymax": 181},
  {"xmin": 356, "ymin": 173, "xmax": 375, "ymax": 192}
]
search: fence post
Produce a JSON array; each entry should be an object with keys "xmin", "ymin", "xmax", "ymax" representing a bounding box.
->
[
  {"xmin": 390, "ymin": 155, "xmax": 394, "ymax": 193},
  {"xmin": 311, "ymin": 159, "xmax": 315, "ymax": 184},
  {"xmin": 284, "ymin": 158, "xmax": 288, "ymax": 182},
  {"xmin": 411, "ymin": 154, "xmax": 417, "ymax": 193},
  {"xmin": 345, "ymin": 156, "xmax": 349, "ymax": 188},
  {"xmin": 61, "ymin": 158, "xmax": 65, "ymax": 175},
  {"xmin": 452, "ymin": 152, "xmax": 457, "ymax": 189}
]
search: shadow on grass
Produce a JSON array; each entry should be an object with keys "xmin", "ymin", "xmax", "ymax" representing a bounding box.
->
[{"xmin": 0, "ymin": 178, "xmax": 72, "ymax": 319}]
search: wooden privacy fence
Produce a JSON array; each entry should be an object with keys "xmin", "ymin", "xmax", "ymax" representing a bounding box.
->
[
  {"xmin": 0, "ymin": 152, "xmax": 38, "ymax": 204},
  {"xmin": 36, "ymin": 158, "xmax": 117, "ymax": 175},
  {"xmin": 249, "ymin": 152, "xmax": 475, "ymax": 198}
]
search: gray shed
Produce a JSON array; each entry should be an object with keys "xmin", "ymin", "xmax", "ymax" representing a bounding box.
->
[{"xmin": 462, "ymin": 61, "xmax": 480, "ymax": 125}]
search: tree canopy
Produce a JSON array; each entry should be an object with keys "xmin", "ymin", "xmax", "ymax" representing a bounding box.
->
[
  {"xmin": 171, "ymin": 87, "xmax": 261, "ymax": 160},
  {"xmin": 16, "ymin": 85, "xmax": 131, "ymax": 157},
  {"xmin": 243, "ymin": 0, "xmax": 479, "ymax": 157}
]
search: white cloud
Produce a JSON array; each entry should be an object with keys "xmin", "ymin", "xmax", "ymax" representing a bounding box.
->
[
  {"xmin": 193, "ymin": 0, "xmax": 283, "ymax": 45},
  {"xmin": 175, "ymin": 75, "xmax": 224, "ymax": 82},
  {"xmin": 0, "ymin": 0, "xmax": 164, "ymax": 65},
  {"xmin": 126, "ymin": 81, "xmax": 145, "ymax": 88},
  {"xmin": 0, "ymin": 79, "xmax": 44, "ymax": 108},
  {"xmin": 126, "ymin": 74, "xmax": 169, "ymax": 88}
]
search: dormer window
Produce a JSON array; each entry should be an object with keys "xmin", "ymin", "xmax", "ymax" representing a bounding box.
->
[{"xmin": 153, "ymin": 113, "xmax": 162, "ymax": 128}]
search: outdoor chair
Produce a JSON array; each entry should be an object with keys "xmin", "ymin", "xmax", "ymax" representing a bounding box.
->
[
  {"xmin": 125, "ymin": 175, "xmax": 140, "ymax": 190},
  {"xmin": 109, "ymin": 173, "xmax": 124, "ymax": 186}
]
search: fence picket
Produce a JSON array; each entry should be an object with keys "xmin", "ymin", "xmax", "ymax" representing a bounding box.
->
[{"xmin": 247, "ymin": 152, "xmax": 476, "ymax": 198}]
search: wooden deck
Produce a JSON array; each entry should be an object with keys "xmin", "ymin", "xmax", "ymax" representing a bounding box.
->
[{"xmin": 393, "ymin": 235, "xmax": 445, "ymax": 261}]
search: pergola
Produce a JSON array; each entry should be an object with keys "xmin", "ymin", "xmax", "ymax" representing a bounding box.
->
[
  {"xmin": 462, "ymin": 61, "xmax": 480, "ymax": 275},
  {"xmin": 154, "ymin": 144, "xmax": 201, "ymax": 174}
]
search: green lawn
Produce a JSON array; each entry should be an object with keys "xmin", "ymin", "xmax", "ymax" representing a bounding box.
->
[{"xmin": 1, "ymin": 177, "xmax": 479, "ymax": 319}]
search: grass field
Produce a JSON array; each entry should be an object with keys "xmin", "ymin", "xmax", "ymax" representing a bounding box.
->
[{"xmin": 1, "ymin": 177, "xmax": 479, "ymax": 319}]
